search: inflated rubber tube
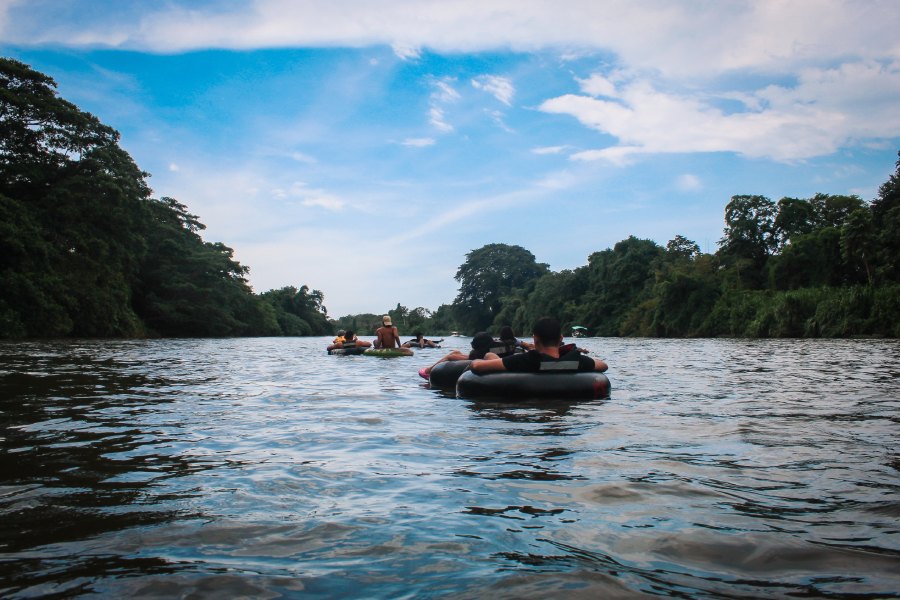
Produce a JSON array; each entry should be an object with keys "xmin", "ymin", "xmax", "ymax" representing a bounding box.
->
[
  {"xmin": 456, "ymin": 370, "xmax": 610, "ymax": 400},
  {"xmin": 364, "ymin": 348, "xmax": 414, "ymax": 357},
  {"xmin": 327, "ymin": 347, "xmax": 366, "ymax": 356},
  {"xmin": 428, "ymin": 360, "xmax": 472, "ymax": 389}
]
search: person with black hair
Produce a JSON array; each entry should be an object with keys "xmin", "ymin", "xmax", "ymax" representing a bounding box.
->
[
  {"xmin": 402, "ymin": 331, "xmax": 443, "ymax": 348},
  {"xmin": 327, "ymin": 329, "xmax": 371, "ymax": 351},
  {"xmin": 419, "ymin": 332, "xmax": 500, "ymax": 378},
  {"xmin": 471, "ymin": 317, "xmax": 607, "ymax": 374},
  {"xmin": 494, "ymin": 325, "xmax": 534, "ymax": 356}
]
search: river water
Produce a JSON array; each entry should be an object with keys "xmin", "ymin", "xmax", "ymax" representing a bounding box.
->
[{"xmin": 1, "ymin": 336, "xmax": 898, "ymax": 599}]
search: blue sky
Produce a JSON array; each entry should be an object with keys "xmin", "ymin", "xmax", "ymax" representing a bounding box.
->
[{"xmin": 2, "ymin": 1, "xmax": 899, "ymax": 317}]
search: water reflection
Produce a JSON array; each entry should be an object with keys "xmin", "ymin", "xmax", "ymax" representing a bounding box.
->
[{"xmin": 0, "ymin": 342, "xmax": 215, "ymax": 596}]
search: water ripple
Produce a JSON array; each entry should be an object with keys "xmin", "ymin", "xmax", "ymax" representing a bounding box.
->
[{"xmin": 1, "ymin": 337, "xmax": 899, "ymax": 598}]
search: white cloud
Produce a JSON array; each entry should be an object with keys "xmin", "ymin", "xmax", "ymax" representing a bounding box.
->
[
  {"xmin": 486, "ymin": 109, "xmax": 514, "ymax": 133},
  {"xmin": 290, "ymin": 151, "xmax": 317, "ymax": 163},
  {"xmin": 675, "ymin": 174, "xmax": 702, "ymax": 192},
  {"xmin": 472, "ymin": 75, "xmax": 514, "ymax": 105},
  {"xmin": 432, "ymin": 79, "xmax": 460, "ymax": 103},
  {"xmin": 401, "ymin": 137, "xmax": 436, "ymax": 147},
  {"xmin": 577, "ymin": 73, "xmax": 618, "ymax": 97},
  {"xmin": 9, "ymin": 1, "xmax": 898, "ymax": 80},
  {"xmin": 429, "ymin": 107, "xmax": 453, "ymax": 132},
  {"xmin": 532, "ymin": 146, "xmax": 566, "ymax": 155},
  {"xmin": 168, "ymin": 162, "xmax": 179, "ymax": 171},
  {"xmin": 542, "ymin": 59, "xmax": 900, "ymax": 163},
  {"xmin": 428, "ymin": 78, "xmax": 459, "ymax": 132},
  {"xmin": 391, "ymin": 43, "xmax": 420, "ymax": 60}
]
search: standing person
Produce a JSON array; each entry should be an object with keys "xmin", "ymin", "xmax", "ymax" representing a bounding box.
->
[
  {"xmin": 374, "ymin": 315, "xmax": 402, "ymax": 349},
  {"xmin": 471, "ymin": 317, "xmax": 608, "ymax": 373}
]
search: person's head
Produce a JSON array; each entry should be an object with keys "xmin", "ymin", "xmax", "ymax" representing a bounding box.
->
[
  {"xmin": 498, "ymin": 325, "xmax": 515, "ymax": 342},
  {"xmin": 414, "ymin": 331, "xmax": 424, "ymax": 340},
  {"xmin": 345, "ymin": 330, "xmax": 355, "ymax": 339},
  {"xmin": 469, "ymin": 331, "xmax": 494, "ymax": 359},
  {"xmin": 532, "ymin": 317, "xmax": 562, "ymax": 347},
  {"xmin": 337, "ymin": 329, "xmax": 346, "ymax": 337},
  {"xmin": 382, "ymin": 315, "xmax": 392, "ymax": 326}
]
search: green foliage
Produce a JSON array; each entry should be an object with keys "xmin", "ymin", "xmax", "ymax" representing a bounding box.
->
[
  {"xmin": 452, "ymin": 243, "xmax": 549, "ymax": 333},
  {"xmin": 257, "ymin": 286, "xmax": 330, "ymax": 337},
  {"xmin": 767, "ymin": 228, "xmax": 844, "ymax": 289},
  {"xmin": 575, "ymin": 236, "xmax": 663, "ymax": 336}
]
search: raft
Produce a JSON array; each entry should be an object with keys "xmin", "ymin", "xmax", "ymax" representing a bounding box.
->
[
  {"xmin": 327, "ymin": 347, "xmax": 367, "ymax": 356},
  {"xmin": 456, "ymin": 370, "xmax": 610, "ymax": 400},
  {"xmin": 364, "ymin": 348, "xmax": 414, "ymax": 357},
  {"xmin": 427, "ymin": 360, "xmax": 472, "ymax": 389}
]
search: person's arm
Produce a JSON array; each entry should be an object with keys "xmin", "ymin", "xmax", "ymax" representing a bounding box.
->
[
  {"xmin": 470, "ymin": 357, "xmax": 507, "ymax": 373},
  {"xmin": 593, "ymin": 358, "xmax": 608, "ymax": 372},
  {"xmin": 424, "ymin": 350, "xmax": 467, "ymax": 374},
  {"xmin": 393, "ymin": 327, "xmax": 401, "ymax": 348}
]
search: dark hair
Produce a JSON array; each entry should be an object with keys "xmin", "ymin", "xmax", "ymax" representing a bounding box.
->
[
  {"xmin": 469, "ymin": 331, "xmax": 494, "ymax": 359},
  {"xmin": 498, "ymin": 325, "xmax": 515, "ymax": 342},
  {"xmin": 532, "ymin": 317, "xmax": 561, "ymax": 346},
  {"xmin": 414, "ymin": 331, "xmax": 423, "ymax": 338},
  {"xmin": 344, "ymin": 330, "xmax": 354, "ymax": 338}
]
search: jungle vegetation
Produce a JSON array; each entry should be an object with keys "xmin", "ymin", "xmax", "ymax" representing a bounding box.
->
[{"xmin": 2, "ymin": 57, "xmax": 898, "ymax": 340}]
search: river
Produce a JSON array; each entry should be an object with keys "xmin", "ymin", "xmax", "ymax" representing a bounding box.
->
[{"xmin": 1, "ymin": 336, "xmax": 898, "ymax": 598}]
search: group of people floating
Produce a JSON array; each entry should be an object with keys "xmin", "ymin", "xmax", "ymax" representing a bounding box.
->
[{"xmin": 327, "ymin": 315, "xmax": 608, "ymax": 376}]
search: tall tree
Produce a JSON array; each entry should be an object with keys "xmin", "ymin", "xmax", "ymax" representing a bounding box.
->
[
  {"xmin": 452, "ymin": 243, "xmax": 548, "ymax": 333},
  {"xmin": 717, "ymin": 194, "xmax": 777, "ymax": 288}
]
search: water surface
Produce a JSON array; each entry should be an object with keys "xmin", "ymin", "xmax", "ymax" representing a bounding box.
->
[{"xmin": 1, "ymin": 337, "xmax": 898, "ymax": 598}]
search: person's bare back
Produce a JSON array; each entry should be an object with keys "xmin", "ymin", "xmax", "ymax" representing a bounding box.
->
[{"xmin": 374, "ymin": 316, "xmax": 401, "ymax": 348}]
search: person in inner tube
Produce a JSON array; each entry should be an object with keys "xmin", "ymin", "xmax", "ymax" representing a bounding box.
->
[
  {"xmin": 327, "ymin": 329, "xmax": 371, "ymax": 351},
  {"xmin": 420, "ymin": 331, "xmax": 500, "ymax": 376},
  {"xmin": 374, "ymin": 315, "xmax": 403, "ymax": 349},
  {"xmin": 402, "ymin": 331, "xmax": 443, "ymax": 349},
  {"xmin": 471, "ymin": 317, "xmax": 608, "ymax": 373},
  {"xmin": 494, "ymin": 325, "xmax": 535, "ymax": 356}
]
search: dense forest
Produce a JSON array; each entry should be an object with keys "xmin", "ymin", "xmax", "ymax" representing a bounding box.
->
[{"xmin": 2, "ymin": 57, "xmax": 898, "ymax": 340}]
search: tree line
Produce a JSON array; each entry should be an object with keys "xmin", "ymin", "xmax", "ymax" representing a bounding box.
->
[
  {"xmin": 342, "ymin": 165, "xmax": 900, "ymax": 339},
  {"xmin": 2, "ymin": 57, "xmax": 898, "ymax": 340},
  {"xmin": 432, "ymin": 169, "xmax": 898, "ymax": 338}
]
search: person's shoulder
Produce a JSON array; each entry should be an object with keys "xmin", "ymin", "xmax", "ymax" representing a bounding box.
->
[{"xmin": 502, "ymin": 350, "xmax": 538, "ymax": 371}]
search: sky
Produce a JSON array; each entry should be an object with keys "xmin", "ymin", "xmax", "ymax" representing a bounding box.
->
[{"xmin": 2, "ymin": 0, "xmax": 899, "ymax": 317}]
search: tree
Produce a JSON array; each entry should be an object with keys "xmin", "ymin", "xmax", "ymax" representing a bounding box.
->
[
  {"xmin": 841, "ymin": 208, "xmax": 876, "ymax": 286},
  {"xmin": 773, "ymin": 197, "xmax": 817, "ymax": 250},
  {"xmin": 717, "ymin": 195, "xmax": 777, "ymax": 288},
  {"xmin": 452, "ymin": 243, "xmax": 548, "ymax": 333},
  {"xmin": 871, "ymin": 152, "xmax": 900, "ymax": 282},
  {"xmin": 576, "ymin": 236, "xmax": 663, "ymax": 336},
  {"xmin": 810, "ymin": 193, "xmax": 865, "ymax": 229}
]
